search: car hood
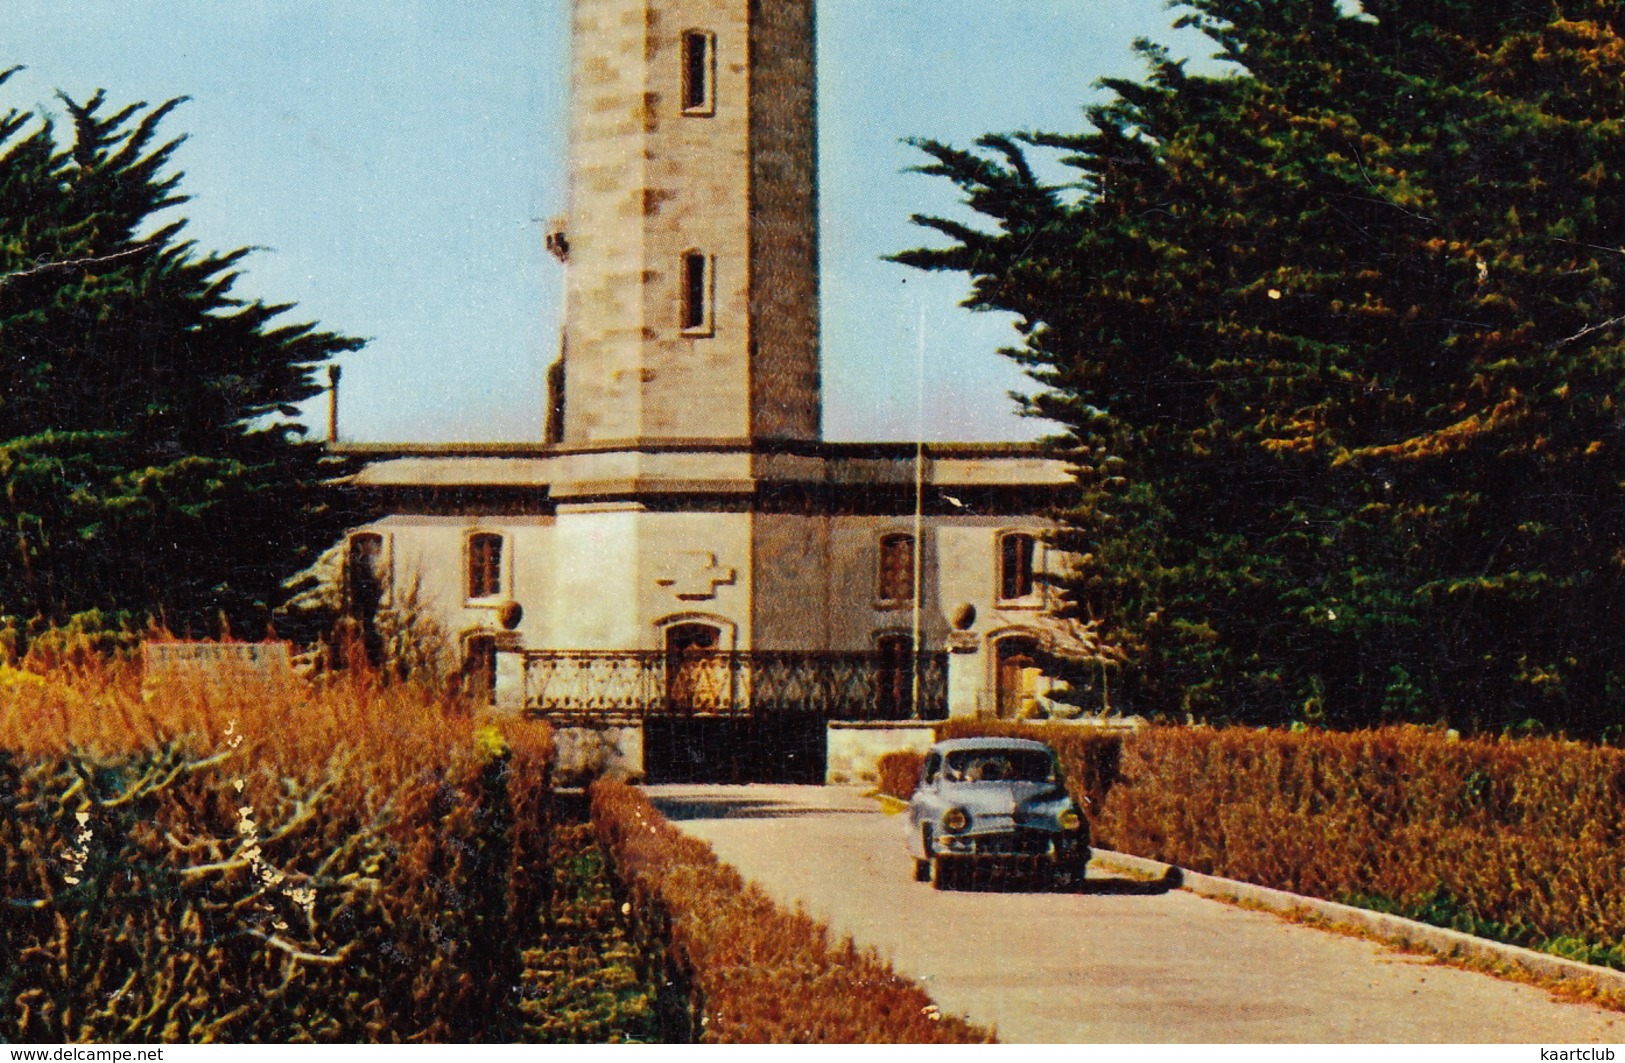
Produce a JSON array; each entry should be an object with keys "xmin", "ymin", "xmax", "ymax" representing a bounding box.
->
[{"xmin": 936, "ymin": 780, "xmax": 1068, "ymax": 816}]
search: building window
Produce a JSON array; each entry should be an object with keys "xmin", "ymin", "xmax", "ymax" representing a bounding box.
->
[
  {"xmin": 680, "ymin": 251, "xmax": 713, "ymax": 334},
  {"xmin": 681, "ymin": 31, "xmax": 716, "ymax": 114},
  {"xmin": 467, "ymin": 533, "xmax": 503, "ymax": 599},
  {"xmin": 462, "ymin": 634, "xmax": 497, "ymax": 705},
  {"xmin": 877, "ymin": 533, "xmax": 915, "ymax": 606},
  {"xmin": 999, "ymin": 532, "xmax": 1039, "ymax": 602}
]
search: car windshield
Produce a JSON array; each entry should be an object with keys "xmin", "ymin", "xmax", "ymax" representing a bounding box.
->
[{"xmin": 941, "ymin": 748, "xmax": 1056, "ymax": 784}]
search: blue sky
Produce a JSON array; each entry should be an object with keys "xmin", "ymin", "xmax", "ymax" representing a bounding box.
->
[{"xmin": 5, "ymin": 1, "xmax": 1212, "ymax": 443}]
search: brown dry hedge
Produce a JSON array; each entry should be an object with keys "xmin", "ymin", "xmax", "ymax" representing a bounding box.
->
[{"xmin": 875, "ymin": 749, "xmax": 923, "ymax": 802}]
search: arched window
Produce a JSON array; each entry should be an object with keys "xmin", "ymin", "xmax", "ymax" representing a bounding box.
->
[
  {"xmin": 877, "ymin": 533, "xmax": 915, "ymax": 606},
  {"xmin": 680, "ymin": 251, "xmax": 713, "ymax": 334},
  {"xmin": 467, "ymin": 532, "xmax": 503, "ymax": 599},
  {"xmin": 998, "ymin": 531, "xmax": 1039, "ymax": 602},
  {"xmin": 681, "ymin": 30, "xmax": 716, "ymax": 114}
]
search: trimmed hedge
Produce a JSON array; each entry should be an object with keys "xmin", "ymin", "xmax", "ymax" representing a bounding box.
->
[
  {"xmin": 875, "ymin": 749, "xmax": 923, "ymax": 802},
  {"xmin": 589, "ymin": 780, "xmax": 994, "ymax": 1043},
  {"xmin": 1098, "ymin": 726, "xmax": 1625, "ymax": 967}
]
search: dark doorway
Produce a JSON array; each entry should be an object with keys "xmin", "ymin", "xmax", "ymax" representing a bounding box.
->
[
  {"xmin": 346, "ymin": 533, "xmax": 386, "ymax": 665},
  {"xmin": 462, "ymin": 634, "xmax": 497, "ymax": 706},
  {"xmin": 644, "ymin": 713, "xmax": 826, "ymax": 784}
]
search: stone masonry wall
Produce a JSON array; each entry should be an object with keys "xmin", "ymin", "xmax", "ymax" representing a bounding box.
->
[
  {"xmin": 747, "ymin": 0, "xmax": 820, "ymax": 440},
  {"xmin": 562, "ymin": 0, "xmax": 819, "ymax": 444}
]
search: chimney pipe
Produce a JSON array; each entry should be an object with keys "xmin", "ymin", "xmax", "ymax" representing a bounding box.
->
[{"xmin": 327, "ymin": 364, "xmax": 342, "ymax": 444}]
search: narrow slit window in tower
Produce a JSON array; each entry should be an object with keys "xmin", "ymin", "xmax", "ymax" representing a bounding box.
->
[
  {"xmin": 682, "ymin": 31, "xmax": 715, "ymax": 114},
  {"xmin": 877, "ymin": 533, "xmax": 915, "ymax": 606},
  {"xmin": 681, "ymin": 251, "xmax": 712, "ymax": 334}
]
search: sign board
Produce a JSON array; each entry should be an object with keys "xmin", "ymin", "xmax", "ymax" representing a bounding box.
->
[{"xmin": 142, "ymin": 641, "xmax": 295, "ymax": 691}]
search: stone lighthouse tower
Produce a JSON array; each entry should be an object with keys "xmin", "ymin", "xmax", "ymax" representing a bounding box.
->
[{"xmin": 555, "ymin": 0, "xmax": 821, "ymax": 444}]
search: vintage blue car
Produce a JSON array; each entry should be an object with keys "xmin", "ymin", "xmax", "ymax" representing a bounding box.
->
[{"xmin": 906, "ymin": 737, "xmax": 1090, "ymax": 889}]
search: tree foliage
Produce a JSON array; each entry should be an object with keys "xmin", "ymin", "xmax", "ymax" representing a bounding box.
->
[
  {"xmin": 898, "ymin": 0, "xmax": 1625, "ymax": 735},
  {"xmin": 0, "ymin": 69, "xmax": 364, "ymax": 632}
]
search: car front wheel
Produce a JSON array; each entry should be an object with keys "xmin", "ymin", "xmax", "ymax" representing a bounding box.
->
[{"xmin": 917, "ymin": 826, "xmax": 936, "ymax": 884}]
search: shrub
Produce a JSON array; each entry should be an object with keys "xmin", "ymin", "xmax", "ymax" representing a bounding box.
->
[
  {"xmin": 589, "ymin": 781, "xmax": 993, "ymax": 1043},
  {"xmin": 875, "ymin": 750, "xmax": 923, "ymax": 800},
  {"xmin": 0, "ymin": 654, "xmax": 557, "ymax": 1042},
  {"xmin": 0, "ymin": 610, "xmax": 145, "ymax": 671},
  {"xmin": 993, "ymin": 722, "xmax": 1625, "ymax": 969}
]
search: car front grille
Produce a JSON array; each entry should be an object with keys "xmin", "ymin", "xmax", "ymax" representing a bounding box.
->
[{"xmin": 970, "ymin": 830, "xmax": 1056, "ymax": 856}]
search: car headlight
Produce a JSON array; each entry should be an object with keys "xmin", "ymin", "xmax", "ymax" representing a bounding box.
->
[
  {"xmin": 942, "ymin": 807, "xmax": 969, "ymax": 832},
  {"xmin": 1058, "ymin": 808, "xmax": 1082, "ymax": 832}
]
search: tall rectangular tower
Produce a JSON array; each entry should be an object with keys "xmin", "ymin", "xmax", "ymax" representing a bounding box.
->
[{"xmin": 560, "ymin": 0, "xmax": 821, "ymax": 445}]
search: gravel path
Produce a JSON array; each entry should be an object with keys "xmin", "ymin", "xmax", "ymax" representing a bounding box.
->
[{"xmin": 647, "ymin": 783, "xmax": 1625, "ymax": 1044}]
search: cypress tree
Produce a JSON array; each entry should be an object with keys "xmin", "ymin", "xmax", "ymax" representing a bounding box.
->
[
  {"xmin": 898, "ymin": 1, "xmax": 1625, "ymax": 735},
  {"xmin": 0, "ymin": 69, "xmax": 365, "ymax": 633}
]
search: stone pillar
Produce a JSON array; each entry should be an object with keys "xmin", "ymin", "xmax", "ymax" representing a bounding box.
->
[
  {"xmin": 946, "ymin": 632, "xmax": 982, "ymax": 718},
  {"xmin": 494, "ymin": 649, "xmax": 526, "ymax": 712}
]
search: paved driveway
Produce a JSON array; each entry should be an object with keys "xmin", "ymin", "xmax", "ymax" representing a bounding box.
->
[{"xmin": 646, "ymin": 783, "xmax": 1625, "ymax": 1043}]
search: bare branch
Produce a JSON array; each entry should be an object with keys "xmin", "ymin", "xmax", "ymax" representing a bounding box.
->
[
  {"xmin": 5, "ymin": 897, "xmax": 51, "ymax": 910},
  {"xmin": 1548, "ymin": 313, "xmax": 1625, "ymax": 353},
  {"xmin": 0, "ymin": 247, "xmax": 148, "ymax": 288},
  {"xmin": 177, "ymin": 856, "xmax": 256, "ymax": 880},
  {"xmin": 246, "ymin": 929, "xmax": 352, "ymax": 966}
]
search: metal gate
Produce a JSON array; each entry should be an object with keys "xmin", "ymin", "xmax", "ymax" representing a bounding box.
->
[{"xmin": 523, "ymin": 650, "xmax": 947, "ymax": 783}]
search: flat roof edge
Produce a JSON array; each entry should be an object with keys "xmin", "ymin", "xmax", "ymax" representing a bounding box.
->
[{"xmin": 331, "ymin": 438, "xmax": 1063, "ymax": 460}]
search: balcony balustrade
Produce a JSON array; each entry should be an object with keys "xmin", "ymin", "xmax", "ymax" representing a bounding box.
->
[{"xmin": 520, "ymin": 649, "xmax": 947, "ymax": 721}]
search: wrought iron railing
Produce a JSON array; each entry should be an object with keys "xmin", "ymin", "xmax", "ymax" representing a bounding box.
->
[{"xmin": 521, "ymin": 650, "xmax": 948, "ymax": 721}]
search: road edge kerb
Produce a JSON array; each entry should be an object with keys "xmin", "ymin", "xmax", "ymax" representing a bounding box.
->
[{"xmin": 1090, "ymin": 848, "xmax": 1625, "ymax": 996}]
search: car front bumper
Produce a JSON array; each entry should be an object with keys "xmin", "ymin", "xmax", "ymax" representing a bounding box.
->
[{"xmin": 931, "ymin": 828, "xmax": 1087, "ymax": 859}]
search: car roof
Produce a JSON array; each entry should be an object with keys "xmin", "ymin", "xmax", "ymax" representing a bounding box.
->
[{"xmin": 929, "ymin": 737, "xmax": 1055, "ymax": 755}]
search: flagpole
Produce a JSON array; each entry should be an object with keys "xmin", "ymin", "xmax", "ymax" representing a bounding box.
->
[{"xmin": 911, "ymin": 305, "xmax": 926, "ymax": 718}]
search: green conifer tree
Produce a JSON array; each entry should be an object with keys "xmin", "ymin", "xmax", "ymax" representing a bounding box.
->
[
  {"xmin": 898, "ymin": 0, "xmax": 1625, "ymax": 735},
  {"xmin": 0, "ymin": 69, "xmax": 365, "ymax": 633}
]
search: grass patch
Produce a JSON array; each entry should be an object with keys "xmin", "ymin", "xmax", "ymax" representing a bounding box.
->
[{"xmin": 519, "ymin": 822, "xmax": 683, "ymax": 1043}]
